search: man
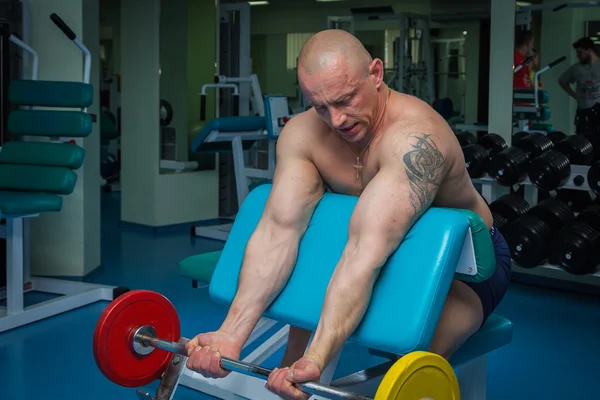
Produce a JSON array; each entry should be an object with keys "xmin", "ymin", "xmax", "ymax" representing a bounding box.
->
[
  {"xmin": 185, "ymin": 30, "xmax": 511, "ymax": 400},
  {"xmin": 530, "ymin": 48, "xmax": 544, "ymax": 89},
  {"xmin": 559, "ymin": 37, "xmax": 600, "ymax": 135},
  {"xmin": 514, "ymin": 30, "xmax": 535, "ymax": 89}
]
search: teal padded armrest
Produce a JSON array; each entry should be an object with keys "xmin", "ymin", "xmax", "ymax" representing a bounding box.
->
[
  {"xmin": 210, "ymin": 185, "xmax": 483, "ymax": 355},
  {"xmin": 0, "ymin": 141, "xmax": 85, "ymax": 169},
  {"xmin": 179, "ymin": 251, "xmax": 222, "ymax": 283},
  {"xmin": 8, "ymin": 110, "xmax": 93, "ymax": 138},
  {"xmin": 9, "ymin": 80, "xmax": 93, "ymax": 108},
  {"xmin": 0, "ymin": 191, "xmax": 63, "ymax": 215},
  {"xmin": 191, "ymin": 116, "xmax": 266, "ymax": 153},
  {"xmin": 0, "ymin": 164, "xmax": 77, "ymax": 194}
]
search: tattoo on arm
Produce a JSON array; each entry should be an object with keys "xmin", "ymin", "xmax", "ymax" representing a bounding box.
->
[{"xmin": 402, "ymin": 132, "xmax": 446, "ymax": 217}]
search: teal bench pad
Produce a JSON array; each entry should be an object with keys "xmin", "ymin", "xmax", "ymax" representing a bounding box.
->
[
  {"xmin": 191, "ymin": 116, "xmax": 266, "ymax": 154},
  {"xmin": 179, "ymin": 251, "xmax": 222, "ymax": 283},
  {"xmin": 0, "ymin": 141, "xmax": 85, "ymax": 169},
  {"xmin": 0, "ymin": 191, "xmax": 63, "ymax": 215},
  {"xmin": 210, "ymin": 185, "xmax": 479, "ymax": 355},
  {"xmin": 9, "ymin": 80, "xmax": 93, "ymax": 108},
  {"xmin": 8, "ymin": 110, "xmax": 93, "ymax": 138},
  {"xmin": 0, "ymin": 164, "xmax": 77, "ymax": 194}
]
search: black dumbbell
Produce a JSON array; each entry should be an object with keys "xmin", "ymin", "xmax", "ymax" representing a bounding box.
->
[
  {"xmin": 488, "ymin": 133, "xmax": 554, "ymax": 186},
  {"xmin": 587, "ymin": 161, "xmax": 600, "ymax": 194},
  {"xmin": 550, "ymin": 204, "xmax": 600, "ymax": 275},
  {"xmin": 527, "ymin": 135, "xmax": 594, "ymax": 191},
  {"xmin": 456, "ymin": 131, "xmax": 477, "ymax": 147},
  {"xmin": 547, "ymin": 130, "xmax": 568, "ymax": 145},
  {"xmin": 488, "ymin": 194, "xmax": 531, "ymax": 232},
  {"xmin": 463, "ymin": 134, "xmax": 508, "ymax": 178},
  {"xmin": 503, "ymin": 198, "xmax": 575, "ymax": 268},
  {"xmin": 555, "ymin": 189, "xmax": 593, "ymax": 213},
  {"xmin": 512, "ymin": 131, "xmax": 529, "ymax": 146}
]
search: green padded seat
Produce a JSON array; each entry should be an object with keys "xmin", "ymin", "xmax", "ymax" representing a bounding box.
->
[
  {"xmin": 0, "ymin": 191, "xmax": 63, "ymax": 215},
  {"xmin": 9, "ymin": 80, "xmax": 93, "ymax": 108},
  {"xmin": 0, "ymin": 164, "xmax": 77, "ymax": 194},
  {"xmin": 8, "ymin": 110, "xmax": 93, "ymax": 137},
  {"xmin": 0, "ymin": 141, "xmax": 85, "ymax": 169},
  {"xmin": 513, "ymin": 88, "xmax": 549, "ymax": 104},
  {"xmin": 179, "ymin": 250, "xmax": 222, "ymax": 283}
]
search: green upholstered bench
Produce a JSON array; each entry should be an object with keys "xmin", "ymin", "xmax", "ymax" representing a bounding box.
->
[{"xmin": 179, "ymin": 250, "xmax": 222, "ymax": 286}]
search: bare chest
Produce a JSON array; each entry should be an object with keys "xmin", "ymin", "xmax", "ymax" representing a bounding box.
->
[{"xmin": 313, "ymin": 142, "xmax": 380, "ymax": 196}]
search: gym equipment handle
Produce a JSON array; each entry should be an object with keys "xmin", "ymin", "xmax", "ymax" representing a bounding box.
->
[
  {"xmin": 233, "ymin": 94, "xmax": 239, "ymax": 116},
  {"xmin": 548, "ymin": 56, "xmax": 567, "ymax": 68},
  {"xmin": 520, "ymin": 55, "xmax": 534, "ymax": 68},
  {"xmin": 50, "ymin": 13, "xmax": 76, "ymax": 40},
  {"xmin": 200, "ymin": 95, "xmax": 206, "ymax": 121},
  {"xmin": 137, "ymin": 334, "xmax": 372, "ymax": 400}
]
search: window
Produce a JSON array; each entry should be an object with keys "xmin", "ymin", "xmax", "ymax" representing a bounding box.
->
[{"xmin": 286, "ymin": 33, "xmax": 314, "ymax": 70}]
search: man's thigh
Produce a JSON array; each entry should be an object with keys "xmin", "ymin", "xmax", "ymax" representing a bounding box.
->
[{"xmin": 428, "ymin": 280, "xmax": 484, "ymax": 360}]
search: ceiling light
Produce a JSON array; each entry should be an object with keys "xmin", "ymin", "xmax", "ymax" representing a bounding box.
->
[
  {"xmin": 248, "ymin": 1, "xmax": 269, "ymax": 5},
  {"xmin": 316, "ymin": 0, "xmax": 347, "ymax": 2}
]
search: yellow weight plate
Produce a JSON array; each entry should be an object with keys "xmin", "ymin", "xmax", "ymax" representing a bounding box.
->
[{"xmin": 374, "ymin": 351, "xmax": 460, "ymax": 400}]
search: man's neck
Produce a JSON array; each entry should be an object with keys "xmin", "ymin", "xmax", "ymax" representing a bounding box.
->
[{"xmin": 516, "ymin": 47, "xmax": 527, "ymax": 56}]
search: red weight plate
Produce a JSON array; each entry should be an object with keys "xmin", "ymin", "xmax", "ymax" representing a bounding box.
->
[{"xmin": 93, "ymin": 290, "xmax": 181, "ymax": 387}]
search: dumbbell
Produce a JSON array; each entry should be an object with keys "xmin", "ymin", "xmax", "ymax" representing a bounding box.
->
[
  {"xmin": 488, "ymin": 132, "xmax": 554, "ymax": 186},
  {"xmin": 463, "ymin": 133, "xmax": 507, "ymax": 178},
  {"xmin": 512, "ymin": 131, "xmax": 529, "ymax": 146},
  {"xmin": 527, "ymin": 135, "xmax": 594, "ymax": 191},
  {"xmin": 503, "ymin": 198, "xmax": 575, "ymax": 268},
  {"xmin": 586, "ymin": 161, "xmax": 600, "ymax": 195},
  {"xmin": 547, "ymin": 130, "xmax": 568, "ymax": 145},
  {"xmin": 550, "ymin": 204, "xmax": 600, "ymax": 275},
  {"xmin": 488, "ymin": 194, "xmax": 531, "ymax": 232},
  {"xmin": 93, "ymin": 290, "xmax": 460, "ymax": 400},
  {"xmin": 555, "ymin": 189, "xmax": 593, "ymax": 213},
  {"xmin": 456, "ymin": 131, "xmax": 477, "ymax": 147}
]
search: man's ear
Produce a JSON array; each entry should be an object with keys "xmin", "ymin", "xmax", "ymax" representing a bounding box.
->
[{"xmin": 369, "ymin": 58, "xmax": 384, "ymax": 88}]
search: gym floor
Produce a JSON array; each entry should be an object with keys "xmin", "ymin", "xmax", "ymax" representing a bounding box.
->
[{"xmin": 1, "ymin": 192, "xmax": 599, "ymax": 400}]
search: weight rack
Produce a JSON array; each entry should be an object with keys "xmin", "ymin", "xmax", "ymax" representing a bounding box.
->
[{"xmin": 473, "ymin": 165, "xmax": 600, "ymax": 289}]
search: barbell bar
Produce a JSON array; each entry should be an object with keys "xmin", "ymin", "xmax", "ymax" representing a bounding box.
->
[
  {"xmin": 133, "ymin": 326, "xmax": 371, "ymax": 400},
  {"xmin": 93, "ymin": 290, "xmax": 460, "ymax": 400}
]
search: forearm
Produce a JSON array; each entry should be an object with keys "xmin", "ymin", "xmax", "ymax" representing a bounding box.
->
[
  {"xmin": 219, "ymin": 225, "xmax": 301, "ymax": 342},
  {"xmin": 304, "ymin": 243, "xmax": 390, "ymax": 369},
  {"xmin": 560, "ymin": 82, "xmax": 576, "ymax": 98}
]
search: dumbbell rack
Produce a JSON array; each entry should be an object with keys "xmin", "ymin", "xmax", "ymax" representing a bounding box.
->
[{"xmin": 473, "ymin": 165, "xmax": 600, "ymax": 289}]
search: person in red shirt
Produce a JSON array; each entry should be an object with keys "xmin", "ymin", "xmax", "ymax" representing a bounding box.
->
[{"xmin": 514, "ymin": 30, "xmax": 535, "ymax": 89}]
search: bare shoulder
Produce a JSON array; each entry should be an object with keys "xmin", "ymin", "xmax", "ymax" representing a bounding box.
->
[
  {"xmin": 380, "ymin": 97, "xmax": 455, "ymax": 171},
  {"xmin": 276, "ymin": 108, "xmax": 329, "ymax": 158}
]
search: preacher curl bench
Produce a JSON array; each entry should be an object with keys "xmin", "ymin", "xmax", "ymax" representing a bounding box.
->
[{"xmin": 96, "ymin": 184, "xmax": 514, "ymax": 399}]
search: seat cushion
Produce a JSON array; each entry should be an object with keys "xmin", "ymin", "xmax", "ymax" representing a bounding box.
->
[
  {"xmin": 0, "ymin": 191, "xmax": 63, "ymax": 215},
  {"xmin": 449, "ymin": 314, "xmax": 514, "ymax": 366},
  {"xmin": 179, "ymin": 251, "xmax": 222, "ymax": 283},
  {"xmin": 191, "ymin": 116, "xmax": 266, "ymax": 153},
  {"xmin": 0, "ymin": 164, "xmax": 77, "ymax": 194},
  {"xmin": 8, "ymin": 110, "xmax": 93, "ymax": 138},
  {"xmin": 9, "ymin": 80, "xmax": 94, "ymax": 108},
  {"xmin": 0, "ymin": 141, "xmax": 85, "ymax": 169}
]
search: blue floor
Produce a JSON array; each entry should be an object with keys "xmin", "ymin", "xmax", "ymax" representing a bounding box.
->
[{"xmin": 1, "ymin": 192, "xmax": 600, "ymax": 400}]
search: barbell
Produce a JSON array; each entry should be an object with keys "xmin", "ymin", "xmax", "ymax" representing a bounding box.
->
[{"xmin": 92, "ymin": 290, "xmax": 461, "ymax": 400}]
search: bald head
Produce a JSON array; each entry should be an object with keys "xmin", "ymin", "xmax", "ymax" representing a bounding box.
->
[{"xmin": 298, "ymin": 30, "xmax": 373, "ymax": 77}]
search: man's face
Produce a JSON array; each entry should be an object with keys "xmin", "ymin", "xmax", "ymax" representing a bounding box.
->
[
  {"xmin": 299, "ymin": 61, "xmax": 380, "ymax": 143},
  {"xmin": 576, "ymin": 47, "xmax": 592, "ymax": 63}
]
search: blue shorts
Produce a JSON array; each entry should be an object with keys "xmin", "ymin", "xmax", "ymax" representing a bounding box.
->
[{"xmin": 464, "ymin": 226, "xmax": 511, "ymax": 326}]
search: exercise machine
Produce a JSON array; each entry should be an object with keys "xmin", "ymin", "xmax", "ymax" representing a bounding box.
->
[
  {"xmin": 172, "ymin": 185, "xmax": 513, "ymax": 399},
  {"xmin": 191, "ymin": 81, "xmax": 291, "ymax": 241},
  {"xmin": 0, "ymin": 14, "xmax": 125, "ymax": 333}
]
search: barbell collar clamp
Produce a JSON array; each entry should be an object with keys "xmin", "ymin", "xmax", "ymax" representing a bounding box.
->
[{"xmin": 133, "ymin": 330, "xmax": 373, "ymax": 400}]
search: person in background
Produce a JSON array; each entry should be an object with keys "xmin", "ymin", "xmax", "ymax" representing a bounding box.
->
[
  {"xmin": 559, "ymin": 37, "xmax": 600, "ymax": 127},
  {"xmin": 529, "ymin": 48, "xmax": 544, "ymax": 89},
  {"xmin": 514, "ymin": 30, "xmax": 535, "ymax": 89}
]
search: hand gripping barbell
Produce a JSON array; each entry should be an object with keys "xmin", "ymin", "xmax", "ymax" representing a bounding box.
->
[{"xmin": 93, "ymin": 290, "xmax": 460, "ymax": 400}]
